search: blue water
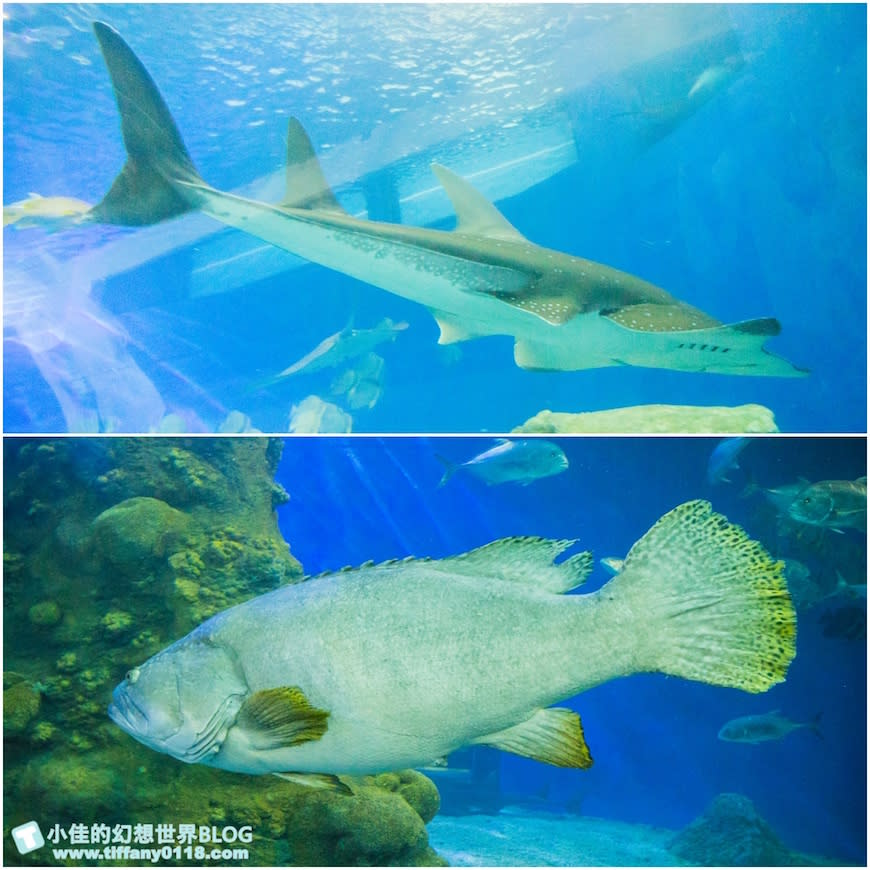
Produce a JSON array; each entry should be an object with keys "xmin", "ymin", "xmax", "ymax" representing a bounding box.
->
[
  {"xmin": 275, "ymin": 435, "xmax": 866, "ymax": 864},
  {"xmin": 3, "ymin": 4, "xmax": 866, "ymax": 434}
]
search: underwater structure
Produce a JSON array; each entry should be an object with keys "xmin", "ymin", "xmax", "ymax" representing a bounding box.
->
[{"xmin": 3, "ymin": 438, "xmax": 444, "ymax": 866}]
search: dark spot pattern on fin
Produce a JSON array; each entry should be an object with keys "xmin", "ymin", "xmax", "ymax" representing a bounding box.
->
[
  {"xmin": 475, "ymin": 707, "xmax": 593, "ymax": 768},
  {"xmin": 273, "ymin": 771, "xmax": 353, "ymax": 794},
  {"xmin": 237, "ymin": 686, "xmax": 329, "ymax": 750},
  {"xmin": 732, "ymin": 317, "xmax": 781, "ymax": 336}
]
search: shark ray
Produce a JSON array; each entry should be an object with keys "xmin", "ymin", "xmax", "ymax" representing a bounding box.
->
[{"xmin": 84, "ymin": 21, "xmax": 806, "ymax": 378}]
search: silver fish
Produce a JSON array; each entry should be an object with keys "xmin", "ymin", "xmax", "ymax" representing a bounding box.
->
[
  {"xmin": 437, "ymin": 438, "xmax": 569, "ymax": 487},
  {"xmin": 718, "ymin": 710, "xmax": 822, "ymax": 744},
  {"xmin": 787, "ymin": 477, "xmax": 867, "ymax": 532},
  {"xmin": 109, "ymin": 501, "xmax": 795, "ymax": 790}
]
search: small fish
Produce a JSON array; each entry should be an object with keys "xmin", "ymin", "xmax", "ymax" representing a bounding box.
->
[
  {"xmin": 707, "ymin": 437, "xmax": 750, "ymax": 486},
  {"xmin": 267, "ymin": 318, "xmax": 408, "ymax": 384},
  {"xmin": 599, "ymin": 556, "xmax": 625, "ymax": 575},
  {"xmin": 820, "ymin": 572, "xmax": 867, "ymax": 604},
  {"xmin": 787, "ymin": 477, "xmax": 866, "ymax": 533},
  {"xmin": 437, "ymin": 439, "xmax": 568, "ymax": 487},
  {"xmin": 744, "ymin": 479, "xmax": 809, "ymax": 514},
  {"xmin": 3, "ymin": 193, "xmax": 92, "ymax": 230},
  {"xmin": 718, "ymin": 710, "xmax": 822, "ymax": 744}
]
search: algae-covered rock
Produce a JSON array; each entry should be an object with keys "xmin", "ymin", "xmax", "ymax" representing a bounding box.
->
[
  {"xmin": 669, "ymin": 792, "xmax": 798, "ymax": 865},
  {"xmin": 514, "ymin": 403, "xmax": 779, "ymax": 434},
  {"xmin": 284, "ymin": 776, "xmax": 445, "ymax": 866},
  {"xmin": 4, "ymin": 681, "xmax": 41, "ymax": 735},
  {"xmin": 1, "ymin": 438, "xmax": 446, "ymax": 866},
  {"xmin": 91, "ymin": 496, "xmax": 191, "ymax": 569},
  {"xmin": 28, "ymin": 599, "xmax": 61, "ymax": 626}
]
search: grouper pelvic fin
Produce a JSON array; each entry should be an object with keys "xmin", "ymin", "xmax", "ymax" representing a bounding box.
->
[
  {"xmin": 272, "ymin": 771, "xmax": 353, "ymax": 795},
  {"xmin": 431, "ymin": 163, "xmax": 528, "ymax": 243},
  {"xmin": 432, "ymin": 536, "xmax": 593, "ymax": 593},
  {"xmin": 474, "ymin": 707, "xmax": 593, "ymax": 769},
  {"xmin": 90, "ymin": 22, "xmax": 204, "ymax": 226},
  {"xmin": 237, "ymin": 686, "xmax": 330, "ymax": 750},
  {"xmin": 281, "ymin": 118, "xmax": 349, "ymax": 215}
]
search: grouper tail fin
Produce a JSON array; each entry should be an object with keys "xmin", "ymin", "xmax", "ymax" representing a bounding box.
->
[
  {"xmin": 613, "ymin": 500, "xmax": 796, "ymax": 693},
  {"xmin": 89, "ymin": 22, "xmax": 204, "ymax": 226}
]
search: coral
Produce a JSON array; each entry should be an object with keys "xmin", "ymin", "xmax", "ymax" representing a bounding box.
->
[
  {"xmin": 56, "ymin": 651, "xmax": 78, "ymax": 673},
  {"xmin": 28, "ymin": 599, "xmax": 61, "ymax": 626},
  {"xmin": 3, "ymin": 681, "xmax": 41, "ymax": 735},
  {"xmin": 669, "ymin": 792, "xmax": 800, "ymax": 866},
  {"xmin": 101, "ymin": 610, "xmax": 133, "ymax": 636},
  {"xmin": 1, "ymin": 438, "xmax": 447, "ymax": 866},
  {"xmin": 514, "ymin": 403, "xmax": 779, "ymax": 434},
  {"xmin": 91, "ymin": 496, "xmax": 191, "ymax": 570}
]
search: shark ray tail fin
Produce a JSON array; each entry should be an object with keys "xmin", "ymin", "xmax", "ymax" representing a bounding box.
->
[
  {"xmin": 609, "ymin": 500, "xmax": 796, "ymax": 693},
  {"xmin": 90, "ymin": 22, "xmax": 204, "ymax": 226}
]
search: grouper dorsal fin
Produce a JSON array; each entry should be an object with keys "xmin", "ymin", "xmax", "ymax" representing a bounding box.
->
[
  {"xmin": 237, "ymin": 686, "xmax": 329, "ymax": 750},
  {"xmin": 281, "ymin": 118, "xmax": 349, "ymax": 215},
  {"xmin": 431, "ymin": 164, "xmax": 528, "ymax": 243},
  {"xmin": 433, "ymin": 536, "xmax": 593, "ymax": 593},
  {"xmin": 474, "ymin": 707, "xmax": 593, "ymax": 768}
]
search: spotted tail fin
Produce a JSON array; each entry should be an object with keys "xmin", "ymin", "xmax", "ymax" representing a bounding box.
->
[{"xmin": 611, "ymin": 500, "xmax": 796, "ymax": 693}]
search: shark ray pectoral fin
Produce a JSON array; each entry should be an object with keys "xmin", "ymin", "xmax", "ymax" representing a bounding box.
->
[
  {"xmin": 281, "ymin": 118, "xmax": 349, "ymax": 214},
  {"xmin": 90, "ymin": 22, "xmax": 204, "ymax": 227},
  {"xmin": 601, "ymin": 313, "xmax": 808, "ymax": 377},
  {"xmin": 431, "ymin": 163, "xmax": 528, "ymax": 243}
]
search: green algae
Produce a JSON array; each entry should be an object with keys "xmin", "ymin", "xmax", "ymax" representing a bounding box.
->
[{"xmin": 3, "ymin": 437, "xmax": 445, "ymax": 866}]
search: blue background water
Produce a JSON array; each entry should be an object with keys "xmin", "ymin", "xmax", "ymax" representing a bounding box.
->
[
  {"xmin": 275, "ymin": 435, "xmax": 866, "ymax": 864},
  {"xmin": 3, "ymin": 3, "xmax": 866, "ymax": 434}
]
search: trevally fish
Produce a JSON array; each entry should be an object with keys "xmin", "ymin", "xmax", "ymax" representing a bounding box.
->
[
  {"xmin": 108, "ymin": 501, "xmax": 796, "ymax": 790},
  {"xmin": 787, "ymin": 477, "xmax": 867, "ymax": 533},
  {"xmin": 718, "ymin": 710, "xmax": 822, "ymax": 744},
  {"xmin": 706, "ymin": 436, "xmax": 750, "ymax": 485},
  {"xmin": 79, "ymin": 22, "xmax": 806, "ymax": 379},
  {"xmin": 437, "ymin": 439, "xmax": 569, "ymax": 487}
]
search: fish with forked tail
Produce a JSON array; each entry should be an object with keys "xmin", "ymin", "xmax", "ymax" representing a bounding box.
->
[
  {"xmin": 76, "ymin": 22, "xmax": 806, "ymax": 379},
  {"xmin": 437, "ymin": 438, "xmax": 569, "ymax": 487},
  {"xmin": 718, "ymin": 710, "xmax": 822, "ymax": 744},
  {"xmin": 108, "ymin": 501, "xmax": 796, "ymax": 791}
]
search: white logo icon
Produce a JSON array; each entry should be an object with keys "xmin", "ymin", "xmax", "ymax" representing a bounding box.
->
[{"xmin": 12, "ymin": 821, "xmax": 45, "ymax": 854}]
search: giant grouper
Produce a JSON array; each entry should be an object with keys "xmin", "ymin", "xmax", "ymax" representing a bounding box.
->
[
  {"xmin": 83, "ymin": 21, "xmax": 807, "ymax": 379},
  {"xmin": 109, "ymin": 500, "xmax": 796, "ymax": 792}
]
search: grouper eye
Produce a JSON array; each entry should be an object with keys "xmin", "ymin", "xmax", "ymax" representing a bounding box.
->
[{"xmin": 126, "ymin": 668, "xmax": 140, "ymax": 684}]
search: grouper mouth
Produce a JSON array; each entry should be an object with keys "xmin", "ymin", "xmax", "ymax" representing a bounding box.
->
[{"xmin": 108, "ymin": 683, "xmax": 150, "ymax": 738}]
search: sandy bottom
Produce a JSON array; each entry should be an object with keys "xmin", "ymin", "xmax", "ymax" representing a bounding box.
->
[{"xmin": 427, "ymin": 811, "xmax": 686, "ymax": 866}]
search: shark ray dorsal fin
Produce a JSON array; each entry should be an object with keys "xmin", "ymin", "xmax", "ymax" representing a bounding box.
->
[
  {"xmin": 432, "ymin": 536, "xmax": 592, "ymax": 593},
  {"xmin": 431, "ymin": 163, "xmax": 527, "ymax": 243},
  {"xmin": 281, "ymin": 118, "xmax": 348, "ymax": 215}
]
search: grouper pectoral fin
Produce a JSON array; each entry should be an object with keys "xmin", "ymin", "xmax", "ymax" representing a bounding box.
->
[
  {"xmin": 474, "ymin": 708, "xmax": 593, "ymax": 769},
  {"xmin": 432, "ymin": 536, "xmax": 593, "ymax": 593},
  {"xmin": 272, "ymin": 771, "xmax": 354, "ymax": 794},
  {"xmin": 89, "ymin": 22, "xmax": 204, "ymax": 226},
  {"xmin": 431, "ymin": 163, "xmax": 528, "ymax": 243},
  {"xmin": 236, "ymin": 686, "xmax": 330, "ymax": 750}
]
